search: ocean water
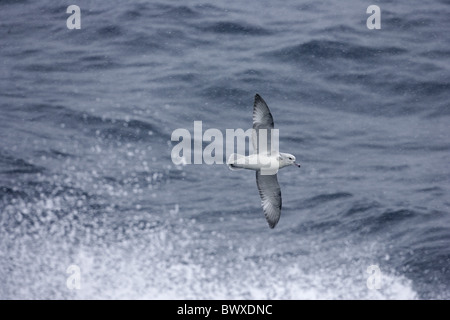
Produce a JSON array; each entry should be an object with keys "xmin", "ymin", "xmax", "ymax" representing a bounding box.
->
[{"xmin": 0, "ymin": 0, "xmax": 449, "ymax": 299}]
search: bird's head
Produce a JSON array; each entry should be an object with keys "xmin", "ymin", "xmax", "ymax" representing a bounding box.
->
[{"xmin": 278, "ymin": 153, "xmax": 301, "ymax": 168}]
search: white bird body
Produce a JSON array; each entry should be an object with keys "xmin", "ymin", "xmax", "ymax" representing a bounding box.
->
[
  {"xmin": 227, "ymin": 94, "xmax": 300, "ymax": 228},
  {"xmin": 227, "ymin": 152, "xmax": 298, "ymax": 171}
]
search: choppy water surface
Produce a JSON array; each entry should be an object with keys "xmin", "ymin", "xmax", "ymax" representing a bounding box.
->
[{"xmin": 0, "ymin": 0, "xmax": 449, "ymax": 299}]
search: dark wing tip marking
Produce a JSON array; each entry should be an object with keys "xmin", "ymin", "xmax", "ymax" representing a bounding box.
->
[
  {"xmin": 269, "ymin": 189, "xmax": 282, "ymax": 229},
  {"xmin": 254, "ymin": 94, "xmax": 267, "ymax": 109},
  {"xmin": 256, "ymin": 171, "xmax": 282, "ymax": 229},
  {"xmin": 253, "ymin": 93, "xmax": 274, "ymax": 129}
]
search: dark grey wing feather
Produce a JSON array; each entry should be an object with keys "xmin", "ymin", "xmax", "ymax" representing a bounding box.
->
[
  {"xmin": 256, "ymin": 171, "xmax": 282, "ymax": 228},
  {"xmin": 252, "ymin": 94, "xmax": 274, "ymax": 154}
]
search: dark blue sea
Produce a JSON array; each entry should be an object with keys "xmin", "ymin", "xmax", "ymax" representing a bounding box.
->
[{"xmin": 0, "ymin": 0, "xmax": 449, "ymax": 299}]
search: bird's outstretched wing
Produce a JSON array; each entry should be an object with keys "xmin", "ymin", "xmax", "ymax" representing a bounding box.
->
[
  {"xmin": 252, "ymin": 94, "xmax": 274, "ymax": 154},
  {"xmin": 256, "ymin": 170, "xmax": 281, "ymax": 228}
]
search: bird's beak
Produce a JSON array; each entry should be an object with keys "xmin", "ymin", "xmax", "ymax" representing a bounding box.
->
[{"xmin": 294, "ymin": 162, "xmax": 301, "ymax": 167}]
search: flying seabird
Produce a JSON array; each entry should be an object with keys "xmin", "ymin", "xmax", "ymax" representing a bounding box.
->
[{"xmin": 227, "ymin": 94, "xmax": 300, "ymax": 228}]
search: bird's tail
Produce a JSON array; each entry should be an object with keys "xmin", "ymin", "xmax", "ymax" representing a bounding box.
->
[{"xmin": 227, "ymin": 153, "xmax": 245, "ymax": 171}]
